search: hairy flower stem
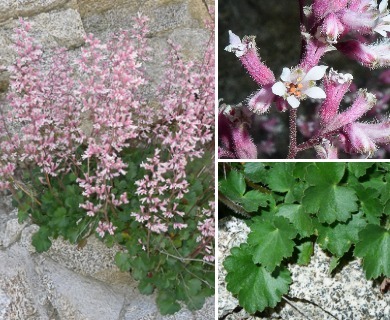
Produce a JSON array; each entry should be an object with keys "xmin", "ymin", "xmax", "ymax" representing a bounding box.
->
[
  {"xmin": 287, "ymin": 0, "xmax": 307, "ymax": 159},
  {"xmin": 287, "ymin": 108, "xmax": 298, "ymax": 158},
  {"xmin": 296, "ymin": 131, "xmax": 337, "ymax": 152},
  {"xmin": 298, "ymin": 0, "xmax": 306, "ymax": 55}
]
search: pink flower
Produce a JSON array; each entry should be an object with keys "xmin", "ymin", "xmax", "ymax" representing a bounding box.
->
[{"xmin": 225, "ymin": 31, "xmax": 275, "ymax": 86}]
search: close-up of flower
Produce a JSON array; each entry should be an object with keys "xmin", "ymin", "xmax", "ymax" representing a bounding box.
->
[
  {"xmin": 271, "ymin": 65, "xmax": 328, "ymax": 108},
  {"xmin": 219, "ymin": 0, "xmax": 390, "ymax": 159}
]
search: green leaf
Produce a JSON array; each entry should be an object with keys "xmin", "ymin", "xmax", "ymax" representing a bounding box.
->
[
  {"xmin": 276, "ymin": 204, "xmax": 314, "ymax": 237},
  {"xmin": 303, "ymin": 185, "xmax": 358, "ymax": 223},
  {"xmin": 224, "ymin": 244, "xmax": 292, "ymax": 313},
  {"xmin": 296, "ymin": 241, "xmax": 313, "ymax": 265},
  {"xmin": 348, "ymin": 163, "xmax": 374, "ymax": 178},
  {"xmin": 284, "ymin": 182, "xmax": 308, "ymax": 204},
  {"xmin": 115, "ymin": 252, "xmax": 132, "ymax": 271},
  {"xmin": 266, "ymin": 163, "xmax": 296, "ymax": 192},
  {"xmin": 156, "ymin": 291, "xmax": 181, "ymax": 315},
  {"xmin": 244, "ymin": 163, "xmax": 266, "ymax": 183},
  {"xmin": 305, "ymin": 163, "xmax": 345, "ymax": 185},
  {"xmin": 185, "ymin": 292, "xmax": 206, "ymax": 311},
  {"xmin": 187, "ymin": 278, "xmax": 202, "ymax": 295},
  {"xmin": 219, "ymin": 170, "xmax": 246, "ymax": 201},
  {"xmin": 292, "ymin": 163, "xmax": 311, "ymax": 178},
  {"xmin": 381, "ymin": 173, "xmax": 390, "ymax": 204},
  {"xmin": 248, "ymin": 216, "xmax": 297, "ymax": 271},
  {"xmin": 49, "ymin": 207, "xmax": 69, "ymax": 229},
  {"xmin": 17, "ymin": 202, "xmax": 31, "ymax": 223},
  {"xmin": 31, "ymin": 227, "xmax": 52, "ymax": 252},
  {"xmin": 354, "ymin": 225, "xmax": 390, "ymax": 279},
  {"xmin": 138, "ymin": 280, "xmax": 154, "ymax": 295},
  {"xmin": 355, "ymin": 186, "xmax": 383, "ymax": 225},
  {"xmin": 317, "ymin": 211, "xmax": 367, "ymax": 257},
  {"xmin": 329, "ymin": 256, "xmax": 341, "ymax": 274},
  {"xmin": 241, "ymin": 190, "xmax": 269, "ymax": 212}
]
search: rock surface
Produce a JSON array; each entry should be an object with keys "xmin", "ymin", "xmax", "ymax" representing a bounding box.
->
[
  {"xmin": 0, "ymin": 195, "xmax": 214, "ymax": 319},
  {"xmin": 219, "ymin": 217, "xmax": 390, "ymax": 320},
  {"xmin": 0, "ymin": 0, "xmax": 213, "ymax": 93}
]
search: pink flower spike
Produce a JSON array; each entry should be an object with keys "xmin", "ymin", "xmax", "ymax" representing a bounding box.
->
[
  {"xmin": 323, "ymin": 89, "xmax": 376, "ymax": 133},
  {"xmin": 231, "ymin": 124, "xmax": 257, "ymax": 159},
  {"xmin": 319, "ymin": 68, "xmax": 353, "ymax": 125},
  {"xmin": 247, "ymin": 86, "xmax": 274, "ymax": 114},
  {"xmin": 225, "ymin": 31, "xmax": 275, "ymax": 86}
]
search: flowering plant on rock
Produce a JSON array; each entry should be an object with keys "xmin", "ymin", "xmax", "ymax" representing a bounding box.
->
[
  {"xmin": 219, "ymin": 0, "xmax": 390, "ymax": 159},
  {"xmin": 0, "ymin": 14, "xmax": 214, "ymax": 315}
]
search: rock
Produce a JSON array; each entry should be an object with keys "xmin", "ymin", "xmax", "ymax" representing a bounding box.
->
[
  {"xmin": 0, "ymin": 7, "xmax": 85, "ymax": 72},
  {"xmin": 0, "ymin": 0, "xmax": 78, "ymax": 23},
  {"xmin": 40, "ymin": 257, "xmax": 125, "ymax": 320},
  {"xmin": 77, "ymin": 0, "xmax": 139, "ymax": 18},
  {"xmin": 30, "ymin": 8, "xmax": 85, "ymax": 49},
  {"xmin": 0, "ymin": 287, "xmax": 11, "ymax": 319},
  {"xmin": 168, "ymin": 28, "xmax": 210, "ymax": 61},
  {"xmin": 19, "ymin": 224, "xmax": 40, "ymax": 253},
  {"xmin": 0, "ymin": 217, "xmax": 27, "ymax": 248}
]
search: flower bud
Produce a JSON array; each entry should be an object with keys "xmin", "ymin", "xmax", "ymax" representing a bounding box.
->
[
  {"xmin": 225, "ymin": 31, "xmax": 275, "ymax": 86},
  {"xmin": 322, "ymin": 13, "xmax": 345, "ymax": 43},
  {"xmin": 314, "ymin": 139, "xmax": 338, "ymax": 159},
  {"xmin": 336, "ymin": 40, "xmax": 376, "ymax": 67},
  {"xmin": 322, "ymin": 89, "xmax": 376, "ymax": 133},
  {"xmin": 247, "ymin": 86, "xmax": 274, "ymax": 114},
  {"xmin": 319, "ymin": 68, "xmax": 353, "ymax": 125},
  {"xmin": 336, "ymin": 39, "xmax": 390, "ymax": 68},
  {"xmin": 231, "ymin": 124, "xmax": 257, "ymax": 159},
  {"xmin": 342, "ymin": 123, "xmax": 377, "ymax": 155}
]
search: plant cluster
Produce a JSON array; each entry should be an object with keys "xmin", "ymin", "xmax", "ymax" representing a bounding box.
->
[
  {"xmin": 0, "ymin": 14, "xmax": 215, "ymax": 314},
  {"xmin": 219, "ymin": 162, "xmax": 389, "ymax": 314},
  {"xmin": 219, "ymin": 0, "xmax": 390, "ymax": 159}
]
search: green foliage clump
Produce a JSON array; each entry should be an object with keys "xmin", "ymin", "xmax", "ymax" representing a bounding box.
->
[{"xmin": 219, "ymin": 162, "xmax": 390, "ymax": 314}]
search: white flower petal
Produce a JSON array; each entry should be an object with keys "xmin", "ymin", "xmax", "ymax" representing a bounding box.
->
[
  {"xmin": 375, "ymin": 28, "xmax": 388, "ymax": 37},
  {"xmin": 225, "ymin": 31, "xmax": 247, "ymax": 57},
  {"xmin": 280, "ymin": 68, "xmax": 291, "ymax": 82},
  {"xmin": 228, "ymin": 30, "xmax": 242, "ymax": 46},
  {"xmin": 382, "ymin": 15, "xmax": 390, "ymax": 21},
  {"xmin": 379, "ymin": 0, "xmax": 388, "ymax": 13},
  {"xmin": 304, "ymin": 86, "xmax": 326, "ymax": 99},
  {"xmin": 272, "ymin": 82, "xmax": 287, "ymax": 96},
  {"xmin": 378, "ymin": 24, "xmax": 390, "ymax": 32},
  {"xmin": 303, "ymin": 65, "xmax": 328, "ymax": 82},
  {"xmin": 287, "ymin": 96, "xmax": 300, "ymax": 108}
]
